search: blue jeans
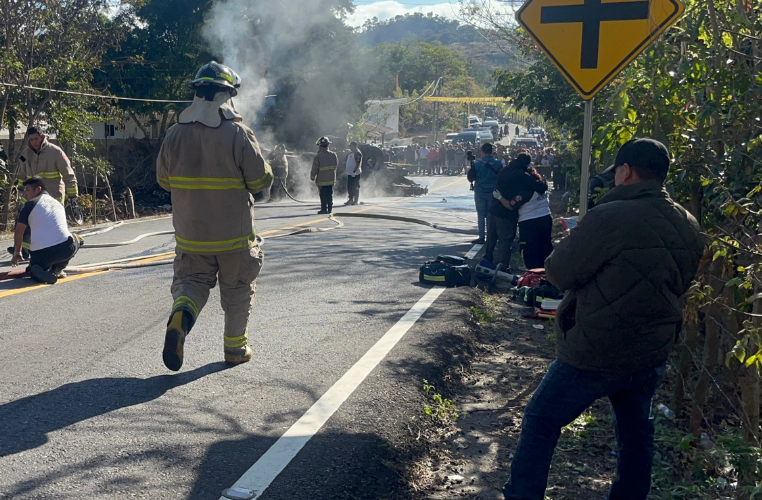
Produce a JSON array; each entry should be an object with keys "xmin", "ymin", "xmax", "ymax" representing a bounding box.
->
[
  {"xmin": 504, "ymin": 359, "xmax": 666, "ymax": 500},
  {"xmin": 474, "ymin": 191, "xmax": 490, "ymax": 240}
]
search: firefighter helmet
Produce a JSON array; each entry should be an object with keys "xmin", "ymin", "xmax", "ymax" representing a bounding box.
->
[
  {"xmin": 188, "ymin": 61, "xmax": 241, "ymax": 96},
  {"xmin": 316, "ymin": 137, "xmax": 331, "ymax": 147}
]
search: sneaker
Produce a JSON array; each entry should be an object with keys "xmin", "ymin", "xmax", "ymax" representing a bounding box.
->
[
  {"xmin": 54, "ymin": 270, "xmax": 67, "ymax": 279},
  {"xmin": 29, "ymin": 265, "xmax": 58, "ymax": 284},
  {"xmin": 317, "ymin": 209, "xmax": 329, "ymax": 214},
  {"xmin": 343, "ymin": 200, "xmax": 352, "ymax": 206},
  {"xmin": 225, "ymin": 345, "xmax": 253, "ymax": 366},
  {"xmin": 471, "ymin": 238, "xmax": 486, "ymax": 245}
]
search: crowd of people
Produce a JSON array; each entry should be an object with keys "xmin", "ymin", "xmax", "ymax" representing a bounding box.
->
[
  {"xmin": 381, "ymin": 143, "xmax": 468, "ymax": 175},
  {"xmin": 378, "ymin": 142, "xmax": 561, "ymax": 179}
]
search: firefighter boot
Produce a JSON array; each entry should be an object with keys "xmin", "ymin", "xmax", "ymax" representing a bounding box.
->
[
  {"xmin": 224, "ymin": 333, "xmax": 252, "ymax": 366},
  {"xmin": 224, "ymin": 345, "xmax": 252, "ymax": 365},
  {"xmin": 163, "ymin": 310, "xmax": 193, "ymax": 371}
]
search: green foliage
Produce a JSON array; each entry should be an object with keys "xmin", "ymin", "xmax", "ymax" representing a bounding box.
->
[
  {"xmin": 0, "ymin": 0, "xmax": 120, "ymax": 153},
  {"xmin": 359, "ymin": 12, "xmax": 517, "ymax": 86},
  {"xmin": 470, "ymin": 304, "xmax": 494, "ymax": 324},
  {"xmin": 369, "ymin": 40, "xmax": 489, "ymax": 135},
  {"xmin": 359, "ymin": 13, "xmax": 483, "ymax": 46},
  {"xmin": 651, "ymin": 419, "xmax": 762, "ymax": 498},
  {"xmin": 422, "ymin": 380, "xmax": 458, "ymax": 423},
  {"xmin": 494, "ymin": 0, "xmax": 762, "ymax": 222}
]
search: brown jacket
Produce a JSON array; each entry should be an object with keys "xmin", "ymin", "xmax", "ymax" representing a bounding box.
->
[
  {"xmin": 18, "ymin": 139, "xmax": 77, "ymax": 202},
  {"xmin": 156, "ymin": 120, "xmax": 273, "ymax": 254},
  {"xmin": 310, "ymin": 149, "xmax": 338, "ymax": 187}
]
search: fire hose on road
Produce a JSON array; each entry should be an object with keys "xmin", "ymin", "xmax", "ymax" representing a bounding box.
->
[{"xmin": 0, "ymin": 206, "xmax": 477, "ymax": 281}]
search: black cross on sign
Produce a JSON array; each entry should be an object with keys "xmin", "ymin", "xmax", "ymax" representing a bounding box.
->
[{"xmin": 541, "ymin": 0, "xmax": 651, "ymax": 69}]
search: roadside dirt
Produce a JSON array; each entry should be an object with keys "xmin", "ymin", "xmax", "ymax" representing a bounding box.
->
[{"xmin": 397, "ymin": 291, "xmax": 619, "ymax": 500}]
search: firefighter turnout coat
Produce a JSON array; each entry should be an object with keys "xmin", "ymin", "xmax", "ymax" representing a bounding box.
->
[
  {"xmin": 156, "ymin": 120, "xmax": 273, "ymax": 254},
  {"xmin": 18, "ymin": 139, "xmax": 77, "ymax": 202},
  {"xmin": 268, "ymin": 152, "xmax": 288, "ymax": 181},
  {"xmin": 310, "ymin": 149, "xmax": 338, "ymax": 187}
]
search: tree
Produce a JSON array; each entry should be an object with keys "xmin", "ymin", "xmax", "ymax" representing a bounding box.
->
[
  {"xmin": 94, "ymin": 0, "xmax": 217, "ymax": 142},
  {"xmin": 0, "ymin": 0, "xmax": 121, "ymax": 229}
]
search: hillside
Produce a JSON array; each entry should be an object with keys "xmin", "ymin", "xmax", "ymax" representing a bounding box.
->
[{"xmin": 358, "ymin": 13, "xmax": 520, "ymax": 85}]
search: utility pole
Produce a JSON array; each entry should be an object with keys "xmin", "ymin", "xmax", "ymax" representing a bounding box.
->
[{"xmin": 431, "ymin": 70, "xmax": 440, "ymax": 144}]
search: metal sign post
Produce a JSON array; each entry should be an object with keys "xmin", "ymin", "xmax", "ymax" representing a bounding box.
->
[{"xmin": 579, "ymin": 98, "xmax": 594, "ymax": 218}]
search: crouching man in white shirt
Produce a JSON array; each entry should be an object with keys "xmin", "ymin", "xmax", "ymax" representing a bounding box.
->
[{"xmin": 11, "ymin": 176, "xmax": 81, "ymax": 284}]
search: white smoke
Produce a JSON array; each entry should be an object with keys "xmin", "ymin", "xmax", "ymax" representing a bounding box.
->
[{"xmin": 202, "ymin": 0, "xmax": 354, "ymax": 147}]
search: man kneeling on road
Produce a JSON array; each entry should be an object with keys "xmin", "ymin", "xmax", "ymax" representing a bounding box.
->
[
  {"xmin": 502, "ymin": 139, "xmax": 705, "ymax": 500},
  {"xmin": 11, "ymin": 177, "xmax": 81, "ymax": 284}
]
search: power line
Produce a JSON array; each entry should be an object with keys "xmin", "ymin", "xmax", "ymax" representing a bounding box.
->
[
  {"xmin": 0, "ymin": 82, "xmax": 277, "ymax": 104},
  {"xmin": 0, "ymin": 82, "xmax": 193, "ymax": 103}
]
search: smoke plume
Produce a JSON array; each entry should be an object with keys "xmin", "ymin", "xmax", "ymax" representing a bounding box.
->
[{"xmin": 202, "ymin": 0, "xmax": 366, "ymax": 150}]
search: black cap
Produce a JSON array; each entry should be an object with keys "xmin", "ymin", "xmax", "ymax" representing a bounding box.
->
[{"xmin": 614, "ymin": 138, "xmax": 670, "ymax": 175}]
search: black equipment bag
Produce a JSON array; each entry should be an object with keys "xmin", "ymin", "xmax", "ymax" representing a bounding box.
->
[
  {"xmin": 420, "ymin": 262, "xmax": 449, "ymax": 285},
  {"xmin": 445, "ymin": 265, "xmax": 472, "ymax": 287},
  {"xmin": 419, "ymin": 262, "xmax": 472, "ymax": 287},
  {"xmin": 436, "ymin": 255, "xmax": 466, "ymax": 266}
]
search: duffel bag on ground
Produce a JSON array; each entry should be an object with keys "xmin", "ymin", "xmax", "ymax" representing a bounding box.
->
[
  {"xmin": 420, "ymin": 262, "xmax": 449, "ymax": 285},
  {"xmin": 419, "ymin": 262, "xmax": 472, "ymax": 287}
]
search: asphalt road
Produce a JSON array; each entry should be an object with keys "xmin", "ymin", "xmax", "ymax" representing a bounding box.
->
[{"xmin": 0, "ymin": 174, "xmax": 483, "ymax": 500}]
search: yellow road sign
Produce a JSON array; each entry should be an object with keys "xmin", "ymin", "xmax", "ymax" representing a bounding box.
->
[{"xmin": 516, "ymin": 0, "xmax": 685, "ymax": 99}]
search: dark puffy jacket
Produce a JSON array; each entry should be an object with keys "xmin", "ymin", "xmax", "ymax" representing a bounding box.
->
[{"xmin": 545, "ymin": 182, "xmax": 704, "ymax": 373}]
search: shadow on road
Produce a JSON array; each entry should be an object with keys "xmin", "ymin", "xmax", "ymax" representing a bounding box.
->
[
  {"xmin": 187, "ymin": 430, "xmax": 414, "ymax": 500},
  {"xmin": 0, "ymin": 362, "xmax": 228, "ymax": 458}
]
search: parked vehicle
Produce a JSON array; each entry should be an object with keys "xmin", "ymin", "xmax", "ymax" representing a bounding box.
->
[
  {"xmin": 477, "ymin": 129, "xmax": 494, "ymax": 142},
  {"xmin": 443, "ymin": 133, "xmax": 458, "ymax": 144},
  {"xmin": 452, "ymin": 130, "xmax": 480, "ymax": 146},
  {"xmin": 511, "ymin": 137, "xmax": 540, "ymax": 148},
  {"xmin": 527, "ymin": 127, "xmax": 545, "ymax": 138}
]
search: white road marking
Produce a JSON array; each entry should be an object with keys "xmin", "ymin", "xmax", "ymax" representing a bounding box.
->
[
  {"xmin": 465, "ymin": 244, "xmax": 482, "ymax": 259},
  {"xmin": 218, "ymin": 245, "xmax": 479, "ymax": 500}
]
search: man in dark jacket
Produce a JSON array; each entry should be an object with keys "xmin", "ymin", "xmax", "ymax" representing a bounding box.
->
[{"xmin": 503, "ymin": 139, "xmax": 704, "ymax": 500}]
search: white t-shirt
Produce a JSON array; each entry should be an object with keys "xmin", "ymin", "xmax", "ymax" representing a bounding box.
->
[
  {"xmin": 18, "ymin": 193, "xmax": 71, "ymax": 251},
  {"xmin": 418, "ymin": 147, "xmax": 429, "ymax": 159},
  {"xmin": 346, "ymin": 151, "xmax": 362, "ymax": 177},
  {"xmin": 519, "ymin": 191, "xmax": 552, "ymax": 222}
]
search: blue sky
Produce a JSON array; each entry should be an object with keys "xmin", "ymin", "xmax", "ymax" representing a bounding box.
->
[{"xmin": 347, "ymin": 0, "xmax": 460, "ymax": 27}]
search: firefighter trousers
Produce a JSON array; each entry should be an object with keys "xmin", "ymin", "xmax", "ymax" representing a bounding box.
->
[{"xmin": 170, "ymin": 245, "xmax": 264, "ymax": 353}]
